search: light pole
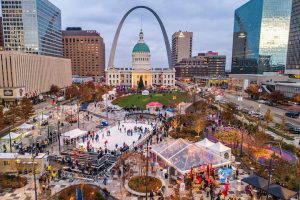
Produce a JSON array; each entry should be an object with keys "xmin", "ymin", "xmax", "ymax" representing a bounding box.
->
[
  {"xmin": 57, "ymin": 116, "xmax": 61, "ymax": 154},
  {"xmin": 105, "ymin": 94, "xmax": 108, "ymax": 119},
  {"xmin": 77, "ymin": 102, "xmax": 80, "ymax": 128},
  {"xmin": 266, "ymin": 159, "xmax": 273, "ymax": 200},
  {"xmin": 31, "ymin": 149, "xmax": 38, "ymax": 200},
  {"xmin": 240, "ymin": 115, "xmax": 245, "ymax": 157},
  {"xmin": 145, "ymin": 139, "xmax": 149, "ymax": 200}
]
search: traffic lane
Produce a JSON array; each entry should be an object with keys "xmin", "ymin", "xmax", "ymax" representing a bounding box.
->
[{"xmin": 224, "ymin": 93, "xmax": 300, "ymax": 127}]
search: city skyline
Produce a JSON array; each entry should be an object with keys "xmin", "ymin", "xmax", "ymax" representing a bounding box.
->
[{"xmin": 50, "ymin": 0, "xmax": 248, "ymax": 70}]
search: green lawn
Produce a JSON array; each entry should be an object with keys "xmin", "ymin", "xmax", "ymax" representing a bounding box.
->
[{"xmin": 112, "ymin": 92, "xmax": 190, "ymax": 109}]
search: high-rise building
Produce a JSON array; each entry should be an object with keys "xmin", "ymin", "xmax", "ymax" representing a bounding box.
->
[
  {"xmin": 1, "ymin": 0, "xmax": 63, "ymax": 57},
  {"xmin": 0, "ymin": 17, "xmax": 4, "ymax": 50},
  {"xmin": 175, "ymin": 51, "xmax": 226, "ymax": 79},
  {"xmin": 62, "ymin": 27, "xmax": 105, "ymax": 79},
  {"xmin": 171, "ymin": 31, "xmax": 193, "ymax": 67},
  {"xmin": 0, "ymin": 51, "xmax": 71, "ymax": 105},
  {"xmin": 232, "ymin": 0, "xmax": 292, "ymax": 74},
  {"xmin": 286, "ymin": 0, "xmax": 300, "ymax": 76},
  {"xmin": 200, "ymin": 51, "xmax": 226, "ymax": 77}
]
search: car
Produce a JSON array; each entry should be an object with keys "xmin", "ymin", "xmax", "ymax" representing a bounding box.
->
[
  {"xmin": 258, "ymin": 100, "xmax": 266, "ymax": 104},
  {"xmin": 265, "ymin": 101, "xmax": 277, "ymax": 106},
  {"xmin": 41, "ymin": 121, "xmax": 49, "ymax": 126},
  {"xmin": 241, "ymin": 108, "xmax": 249, "ymax": 114},
  {"xmin": 291, "ymin": 128, "xmax": 300, "ymax": 134},
  {"xmin": 285, "ymin": 112, "xmax": 299, "ymax": 118}
]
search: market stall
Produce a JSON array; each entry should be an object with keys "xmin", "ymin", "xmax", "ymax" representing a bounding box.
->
[
  {"xmin": 208, "ymin": 142, "xmax": 231, "ymax": 159},
  {"xmin": 18, "ymin": 123, "xmax": 34, "ymax": 130},
  {"xmin": 195, "ymin": 138, "xmax": 215, "ymax": 149},
  {"xmin": 0, "ymin": 132, "xmax": 22, "ymax": 141},
  {"xmin": 36, "ymin": 114, "xmax": 49, "ymax": 121},
  {"xmin": 62, "ymin": 128, "xmax": 88, "ymax": 146},
  {"xmin": 146, "ymin": 101, "xmax": 163, "ymax": 109},
  {"xmin": 151, "ymin": 139, "xmax": 231, "ymax": 175}
]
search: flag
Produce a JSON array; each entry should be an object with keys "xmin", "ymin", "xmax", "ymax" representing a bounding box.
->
[{"xmin": 76, "ymin": 188, "xmax": 83, "ymax": 200}]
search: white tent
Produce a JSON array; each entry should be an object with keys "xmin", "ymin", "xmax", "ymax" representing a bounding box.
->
[
  {"xmin": 36, "ymin": 114, "xmax": 49, "ymax": 121},
  {"xmin": 62, "ymin": 128, "xmax": 87, "ymax": 139},
  {"xmin": 208, "ymin": 142, "xmax": 231, "ymax": 159},
  {"xmin": 1, "ymin": 132, "xmax": 21, "ymax": 141},
  {"xmin": 142, "ymin": 90, "xmax": 150, "ymax": 96},
  {"xmin": 195, "ymin": 138, "xmax": 215, "ymax": 148},
  {"xmin": 18, "ymin": 123, "xmax": 34, "ymax": 130}
]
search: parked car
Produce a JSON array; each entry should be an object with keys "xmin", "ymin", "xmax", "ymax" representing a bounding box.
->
[
  {"xmin": 265, "ymin": 101, "xmax": 277, "ymax": 106},
  {"xmin": 285, "ymin": 112, "xmax": 299, "ymax": 118},
  {"xmin": 258, "ymin": 100, "xmax": 266, "ymax": 104},
  {"xmin": 291, "ymin": 128, "xmax": 300, "ymax": 134},
  {"xmin": 41, "ymin": 121, "xmax": 49, "ymax": 126}
]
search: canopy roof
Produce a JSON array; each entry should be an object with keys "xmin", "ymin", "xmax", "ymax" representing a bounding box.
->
[
  {"xmin": 18, "ymin": 123, "xmax": 34, "ymax": 130},
  {"xmin": 196, "ymin": 138, "xmax": 215, "ymax": 148},
  {"xmin": 151, "ymin": 139, "xmax": 231, "ymax": 174},
  {"xmin": 209, "ymin": 142, "xmax": 231, "ymax": 153},
  {"xmin": 62, "ymin": 128, "xmax": 87, "ymax": 139},
  {"xmin": 241, "ymin": 175, "xmax": 269, "ymax": 189},
  {"xmin": 262, "ymin": 184, "xmax": 298, "ymax": 200},
  {"xmin": 1, "ymin": 132, "xmax": 21, "ymax": 141},
  {"xmin": 147, "ymin": 101, "xmax": 163, "ymax": 108},
  {"xmin": 36, "ymin": 114, "xmax": 49, "ymax": 121}
]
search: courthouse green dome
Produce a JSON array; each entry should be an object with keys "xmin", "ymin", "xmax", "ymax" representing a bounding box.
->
[{"xmin": 132, "ymin": 43, "xmax": 150, "ymax": 53}]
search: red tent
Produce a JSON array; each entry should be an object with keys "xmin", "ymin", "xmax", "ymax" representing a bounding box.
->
[{"xmin": 146, "ymin": 101, "xmax": 163, "ymax": 108}]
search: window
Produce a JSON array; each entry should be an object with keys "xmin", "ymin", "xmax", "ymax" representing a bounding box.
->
[{"xmin": 3, "ymin": 161, "xmax": 9, "ymax": 166}]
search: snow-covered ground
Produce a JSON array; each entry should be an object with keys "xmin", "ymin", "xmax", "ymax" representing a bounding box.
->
[{"xmin": 77, "ymin": 122, "xmax": 152, "ymax": 151}]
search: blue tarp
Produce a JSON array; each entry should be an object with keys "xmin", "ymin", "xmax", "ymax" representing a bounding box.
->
[
  {"xmin": 76, "ymin": 188, "xmax": 83, "ymax": 200},
  {"xmin": 80, "ymin": 103, "xmax": 89, "ymax": 111},
  {"xmin": 166, "ymin": 108, "xmax": 175, "ymax": 113},
  {"xmin": 101, "ymin": 121, "xmax": 109, "ymax": 126}
]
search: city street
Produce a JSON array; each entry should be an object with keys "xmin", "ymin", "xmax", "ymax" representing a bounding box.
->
[{"xmin": 224, "ymin": 92, "xmax": 300, "ymax": 126}]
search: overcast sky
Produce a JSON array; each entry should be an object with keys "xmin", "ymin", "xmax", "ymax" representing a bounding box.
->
[{"xmin": 51, "ymin": 0, "xmax": 248, "ymax": 70}]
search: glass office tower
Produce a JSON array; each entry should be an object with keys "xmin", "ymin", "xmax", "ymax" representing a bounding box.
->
[
  {"xmin": 1, "ymin": 0, "xmax": 63, "ymax": 57},
  {"xmin": 286, "ymin": 0, "xmax": 300, "ymax": 76},
  {"xmin": 232, "ymin": 0, "xmax": 292, "ymax": 74}
]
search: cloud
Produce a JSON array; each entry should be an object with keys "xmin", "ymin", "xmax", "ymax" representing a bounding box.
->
[{"xmin": 50, "ymin": 0, "xmax": 248, "ymax": 69}]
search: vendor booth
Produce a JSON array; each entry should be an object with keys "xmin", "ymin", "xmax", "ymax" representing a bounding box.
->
[
  {"xmin": 195, "ymin": 138, "xmax": 215, "ymax": 149},
  {"xmin": 0, "ymin": 153, "xmax": 48, "ymax": 174},
  {"xmin": 62, "ymin": 128, "xmax": 88, "ymax": 146},
  {"xmin": 36, "ymin": 114, "xmax": 49, "ymax": 121},
  {"xmin": 146, "ymin": 101, "xmax": 163, "ymax": 109},
  {"xmin": 151, "ymin": 139, "xmax": 231, "ymax": 175},
  {"xmin": 208, "ymin": 142, "xmax": 231, "ymax": 159},
  {"xmin": 18, "ymin": 123, "xmax": 34, "ymax": 130},
  {"xmin": 1, "ymin": 132, "xmax": 22, "ymax": 141},
  {"xmin": 142, "ymin": 90, "xmax": 150, "ymax": 96}
]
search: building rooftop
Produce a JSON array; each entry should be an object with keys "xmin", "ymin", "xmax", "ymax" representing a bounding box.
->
[
  {"xmin": 0, "ymin": 153, "xmax": 47, "ymax": 159},
  {"xmin": 132, "ymin": 43, "xmax": 150, "ymax": 53},
  {"xmin": 62, "ymin": 30, "xmax": 100, "ymax": 37}
]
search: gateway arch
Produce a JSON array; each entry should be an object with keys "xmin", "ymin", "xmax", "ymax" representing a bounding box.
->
[{"xmin": 107, "ymin": 6, "xmax": 172, "ymax": 69}]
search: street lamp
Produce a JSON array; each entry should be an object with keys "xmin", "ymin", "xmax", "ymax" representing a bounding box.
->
[
  {"xmin": 57, "ymin": 115, "xmax": 61, "ymax": 154},
  {"xmin": 266, "ymin": 159, "xmax": 273, "ymax": 200},
  {"xmin": 31, "ymin": 149, "xmax": 38, "ymax": 200},
  {"xmin": 145, "ymin": 139, "xmax": 150, "ymax": 200},
  {"xmin": 240, "ymin": 114, "xmax": 245, "ymax": 156},
  {"xmin": 77, "ymin": 102, "xmax": 80, "ymax": 128}
]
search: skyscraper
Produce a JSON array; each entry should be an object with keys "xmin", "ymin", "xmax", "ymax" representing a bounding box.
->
[
  {"xmin": 62, "ymin": 27, "xmax": 105, "ymax": 79},
  {"xmin": 1, "ymin": 0, "xmax": 63, "ymax": 57},
  {"xmin": 171, "ymin": 31, "xmax": 193, "ymax": 67},
  {"xmin": 0, "ymin": 17, "xmax": 4, "ymax": 50},
  {"xmin": 286, "ymin": 0, "xmax": 300, "ymax": 76},
  {"xmin": 232, "ymin": 0, "xmax": 292, "ymax": 74}
]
